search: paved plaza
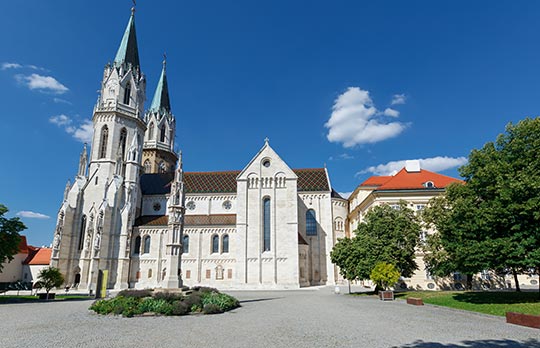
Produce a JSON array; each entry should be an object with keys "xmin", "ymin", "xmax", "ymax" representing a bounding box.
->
[{"xmin": 0, "ymin": 287, "xmax": 538, "ymax": 348}]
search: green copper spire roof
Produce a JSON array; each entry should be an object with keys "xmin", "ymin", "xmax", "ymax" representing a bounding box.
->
[
  {"xmin": 150, "ymin": 59, "xmax": 171, "ymax": 113},
  {"xmin": 114, "ymin": 8, "xmax": 140, "ymax": 68}
]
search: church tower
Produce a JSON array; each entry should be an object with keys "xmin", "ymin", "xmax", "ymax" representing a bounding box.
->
[
  {"xmin": 51, "ymin": 6, "xmax": 146, "ymax": 291},
  {"xmin": 141, "ymin": 58, "xmax": 178, "ymax": 174}
]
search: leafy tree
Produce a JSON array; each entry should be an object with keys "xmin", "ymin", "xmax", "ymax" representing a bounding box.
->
[
  {"xmin": 370, "ymin": 262, "xmax": 400, "ymax": 291},
  {"xmin": 331, "ymin": 201, "xmax": 420, "ymax": 285},
  {"xmin": 0, "ymin": 204, "xmax": 26, "ymax": 272},
  {"xmin": 422, "ymin": 118, "xmax": 540, "ymax": 293},
  {"xmin": 35, "ymin": 267, "xmax": 64, "ymax": 299}
]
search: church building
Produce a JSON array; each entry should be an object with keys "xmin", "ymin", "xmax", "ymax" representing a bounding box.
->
[{"xmin": 50, "ymin": 7, "xmax": 348, "ymax": 291}]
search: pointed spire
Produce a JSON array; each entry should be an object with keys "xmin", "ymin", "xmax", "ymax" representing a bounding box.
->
[
  {"xmin": 63, "ymin": 179, "xmax": 71, "ymax": 201},
  {"xmin": 175, "ymin": 150, "xmax": 183, "ymax": 182},
  {"xmin": 114, "ymin": 6, "xmax": 140, "ymax": 68},
  {"xmin": 150, "ymin": 55, "xmax": 171, "ymax": 113}
]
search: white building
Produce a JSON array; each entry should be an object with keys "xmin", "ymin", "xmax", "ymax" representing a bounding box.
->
[{"xmin": 50, "ymin": 7, "xmax": 347, "ymax": 291}]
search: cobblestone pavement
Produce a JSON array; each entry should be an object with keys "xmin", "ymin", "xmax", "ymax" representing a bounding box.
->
[{"xmin": 1, "ymin": 287, "xmax": 538, "ymax": 348}]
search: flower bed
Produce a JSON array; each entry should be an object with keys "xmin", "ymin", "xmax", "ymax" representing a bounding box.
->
[{"xmin": 90, "ymin": 287, "xmax": 240, "ymax": 317}]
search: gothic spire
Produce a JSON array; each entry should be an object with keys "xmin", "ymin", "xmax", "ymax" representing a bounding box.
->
[
  {"xmin": 149, "ymin": 56, "xmax": 171, "ymax": 114},
  {"xmin": 114, "ymin": 7, "xmax": 140, "ymax": 69}
]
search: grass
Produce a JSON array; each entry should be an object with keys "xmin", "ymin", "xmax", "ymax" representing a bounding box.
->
[
  {"xmin": 394, "ymin": 291, "xmax": 540, "ymax": 316},
  {"xmin": 0, "ymin": 294, "xmax": 93, "ymax": 303}
]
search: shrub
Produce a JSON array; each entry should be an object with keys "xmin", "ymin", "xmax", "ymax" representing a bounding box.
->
[
  {"xmin": 203, "ymin": 303, "xmax": 223, "ymax": 314},
  {"xmin": 117, "ymin": 289, "xmax": 153, "ymax": 299},
  {"xmin": 90, "ymin": 296, "xmax": 141, "ymax": 317},
  {"xmin": 183, "ymin": 291, "xmax": 202, "ymax": 310},
  {"xmin": 370, "ymin": 262, "xmax": 400, "ymax": 291},
  {"xmin": 171, "ymin": 301, "xmax": 190, "ymax": 316},
  {"xmin": 201, "ymin": 291, "xmax": 240, "ymax": 312},
  {"xmin": 191, "ymin": 286, "xmax": 218, "ymax": 294},
  {"xmin": 153, "ymin": 291, "xmax": 182, "ymax": 302},
  {"xmin": 138, "ymin": 298, "xmax": 173, "ymax": 315}
]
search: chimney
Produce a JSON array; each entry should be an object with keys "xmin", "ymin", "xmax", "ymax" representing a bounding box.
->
[{"xmin": 405, "ymin": 160, "xmax": 421, "ymax": 173}]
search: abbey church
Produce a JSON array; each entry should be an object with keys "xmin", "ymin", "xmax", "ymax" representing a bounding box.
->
[{"xmin": 50, "ymin": 7, "xmax": 349, "ymax": 291}]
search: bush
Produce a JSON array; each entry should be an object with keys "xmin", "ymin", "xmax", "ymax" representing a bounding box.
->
[
  {"xmin": 171, "ymin": 301, "xmax": 190, "ymax": 315},
  {"xmin": 191, "ymin": 286, "xmax": 218, "ymax": 294},
  {"xmin": 370, "ymin": 262, "xmax": 400, "ymax": 291},
  {"xmin": 90, "ymin": 296, "xmax": 141, "ymax": 317},
  {"xmin": 183, "ymin": 291, "xmax": 202, "ymax": 310},
  {"xmin": 117, "ymin": 289, "xmax": 153, "ymax": 299},
  {"xmin": 153, "ymin": 291, "xmax": 182, "ymax": 302},
  {"xmin": 203, "ymin": 303, "xmax": 223, "ymax": 314},
  {"xmin": 138, "ymin": 298, "xmax": 173, "ymax": 315},
  {"xmin": 201, "ymin": 291, "xmax": 240, "ymax": 312}
]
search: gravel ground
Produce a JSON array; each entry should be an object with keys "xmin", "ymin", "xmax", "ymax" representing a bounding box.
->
[{"xmin": 0, "ymin": 286, "xmax": 538, "ymax": 348}]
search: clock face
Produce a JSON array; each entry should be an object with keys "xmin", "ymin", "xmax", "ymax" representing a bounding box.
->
[
  {"xmin": 223, "ymin": 200, "xmax": 232, "ymax": 210},
  {"xmin": 186, "ymin": 201, "xmax": 196, "ymax": 210},
  {"xmin": 153, "ymin": 202, "xmax": 161, "ymax": 211}
]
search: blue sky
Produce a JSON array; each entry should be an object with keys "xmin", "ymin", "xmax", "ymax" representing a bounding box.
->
[{"xmin": 1, "ymin": 1, "xmax": 539, "ymax": 247}]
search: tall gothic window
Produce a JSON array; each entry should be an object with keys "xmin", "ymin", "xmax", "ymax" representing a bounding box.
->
[
  {"xmin": 78, "ymin": 215, "xmax": 87, "ymax": 250},
  {"xmin": 212, "ymin": 234, "xmax": 219, "ymax": 253},
  {"xmin": 148, "ymin": 122, "xmax": 154, "ymax": 140},
  {"xmin": 263, "ymin": 198, "xmax": 271, "ymax": 251},
  {"xmin": 99, "ymin": 126, "xmax": 108, "ymax": 159},
  {"xmin": 133, "ymin": 236, "xmax": 141, "ymax": 255},
  {"xmin": 119, "ymin": 128, "xmax": 127, "ymax": 159},
  {"xmin": 306, "ymin": 209, "xmax": 317, "ymax": 236},
  {"xmin": 143, "ymin": 235, "xmax": 151, "ymax": 254},
  {"xmin": 183, "ymin": 235, "xmax": 189, "ymax": 254},
  {"xmin": 143, "ymin": 160, "xmax": 151, "ymax": 173},
  {"xmin": 222, "ymin": 234, "xmax": 229, "ymax": 253},
  {"xmin": 160, "ymin": 125, "xmax": 166, "ymax": 142},
  {"xmin": 123, "ymin": 82, "xmax": 131, "ymax": 105}
]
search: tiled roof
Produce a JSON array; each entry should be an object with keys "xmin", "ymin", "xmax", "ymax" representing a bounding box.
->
[
  {"xmin": 360, "ymin": 176, "xmax": 392, "ymax": 187},
  {"xmin": 23, "ymin": 248, "xmax": 52, "ymax": 265},
  {"xmin": 140, "ymin": 168, "xmax": 330, "ymax": 195},
  {"xmin": 18, "ymin": 236, "xmax": 29, "ymax": 254},
  {"xmin": 367, "ymin": 168, "xmax": 462, "ymax": 191},
  {"xmin": 135, "ymin": 214, "xmax": 237, "ymax": 227}
]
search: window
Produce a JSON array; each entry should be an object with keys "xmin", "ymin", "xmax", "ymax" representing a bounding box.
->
[
  {"xmin": 123, "ymin": 82, "xmax": 131, "ymax": 105},
  {"xmin": 159, "ymin": 161, "xmax": 167, "ymax": 173},
  {"xmin": 78, "ymin": 215, "xmax": 87, "ymax": 250},
  {"xmin": 95, "ymin": 176, "xmax": 98, "ymax": 185},
  {"xmin": 212, "ymin": 235, "xmax": 219, "ymax": 253},
  {"xmin": 143, "ymin": 235, "xmax": 151, "ymax": 254},
  {"xmin": 160, "ymin": 125, "xmax": 166, "ymax": 142},
  {"xmin": 263, "ymin": 197, "xmax": 271, "ymax": 251},
  {"xmin": 216, "ymin": 265, "xmax": 224, "ymax": 280},
  {"xmin": 222, "ymin": 234, "xmax": 229, "ymax": 253},
  {"xmin": 186, "ymin": 270, "xmax": 191, "ymax": 279},
  {"xmin": 133, "ymin": 236, "xmax": 141, "ymax": 255},
  {"xmin": 148, "ymin": 122, "xmax": 154, "ymax": 140},
  {"xmin": 420, "ymin": 231, "xmax": 428, "ymax": 245},
  {"xmin": 119, "ymin": 128, "xmax": 127, "ymax": 159},
  {"xmin": 416, "ymin": 204, "xmax": 425, "ymax": 211},
  {"xmin": 206, "ymin": 269, "xmax": 211, "ymax": 279},
  {"xmin": 144, "ymin": 160, "xmax": 151, "ymax": 173},
  {"xmin": 99, "ymin": 126, "xmax": 108, "ymax": 159},
  {"xmin": 183, "ymin": 235, "xmax": 189, "ymax": 254},
  {"xmin": 424, "ymin": 181, "xmax": 435, "ymax": 188},
  {"xmin": 306, "ymin": 209, "xmax": 317, "ymax": 236},
  {"xmin": 148, "ymin": 269, "xmax": 152, "ymax": 279}
]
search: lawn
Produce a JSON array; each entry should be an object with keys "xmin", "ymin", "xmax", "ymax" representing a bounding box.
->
[
  {"xmin": 395, "ymin": 291, "xmax": 540, "ymax": 316},
  {"xmin": 0, "ymin": 294, "xmax": 93, "ymax": 303}
]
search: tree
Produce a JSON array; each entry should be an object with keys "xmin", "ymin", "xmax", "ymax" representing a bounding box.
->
[
  {"xmin": 35, "ymin": 267, "xmax": 64, "ymax": 299},
  {"xmin": 331, "ymin": 201, "xmax": 420, "ymax": 286},
  {"xmin": 422, "ymin": 118, "xmax": 540, "ymax": 293},
  {"xmin": 370, "ymin": 262, "xmax": 400, "ymax": 291},
  {"xmin": 0, "ymin": 204, "xmax": 26, "ymax": 272}
]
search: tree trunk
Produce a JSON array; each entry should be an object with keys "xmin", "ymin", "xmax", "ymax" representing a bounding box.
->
[
  {"xmin": 348, "ymin": 280, "xmax": 351, "ymax": 294},
  {"xmin": 512, "ymin": 269, "xmax": 521, "ymax": 292}
]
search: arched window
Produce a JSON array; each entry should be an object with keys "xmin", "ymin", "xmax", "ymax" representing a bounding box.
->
[
  {"xmin": 123, "ymin": 82, "xmax": 131, "ymax": 105},
  {"xmin": 119, "ymin": 128, "xmax": 127, "ymax": 159},
  {"xmin": 182, "ymin": 235, "xmax": 189, "ymax": 254},
  {"xmin": 222, "ymin": 234, "xmax": 229, "ymax": 253},
  {"xmin": 212, "ymin": 234, "xmax": 219, "ymax": 253},
  {"xmin": 133, "ymin": 236, "xmax": 141, "ymax": 255},
  {"xmin": 160, "ymin": 125, "xmax": 166, "ymax": 142},
  {"xmin": 143, "ymin": 235, "xmax": 151, "ymax": 254},
  {"xmin": 263, "ymin": 197, "xmax": 271, "ymax": 251},
  {"xmin": 306, "ymin": 209, "xmax": 317, "ymax": 236},
  {"xmin": 99, "ymin": 126, "xmax": 108, "ymax": 159},
  {"xmin": 78, "ymin": 215, "xmax": 87, "ymax": 250},
  {"xmin": 148, "ymin": 122, "xmax": 154, "ymax": 140},
  {"xmin": 143, "ymin": 159, "xmax": 151, "ymax": 173},
  {"xmin": 148, "ymin": 269, "xmax": 152, "ymax": 279}
]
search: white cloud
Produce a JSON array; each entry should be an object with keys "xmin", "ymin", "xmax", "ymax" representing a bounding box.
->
[
  {"xmin": 15, "ymin": 73, "xmax": 68, "ymax": 94},
  {"xmin": 383, "ymin": 108, "xmax": 400, "ymax": 117},
  {"xmin": 338, "ymin": 192, "xmax": 353, "ymax": 199},
  {"xmin": 53, "ymin": 97, "xmax": 72, "ymax": 105},
  {"xmin": 359, "ymin": 156, "xmax": 468, "ymax": 176},
  {"xmin": 329, "ymin": 153, "xmax": 354, "ymax": 161},
  {"xmin": 17, "ymin": 211, "xmax": 50, "ymax": 219},
  {"xmin": 49, "ymin": 115, "xmax": 93, "ymax": 143},
  {"xmin": 325, "ymin": 87, "xmax": 408, "ymax": 147},
  {"xmin": 391, "ymin": 94, "xmax": 406, "ymax": 105},
  {"xmin": 1, "ymin": 62, "xmax": 22, "ymax": 70}
]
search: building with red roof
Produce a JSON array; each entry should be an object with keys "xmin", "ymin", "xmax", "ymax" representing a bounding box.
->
[{"xmin": 0, "ymin": 235, "xmax": 52, "ymax": 285}]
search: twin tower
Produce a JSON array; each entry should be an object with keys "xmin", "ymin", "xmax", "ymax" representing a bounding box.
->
[{"xmin": 50, "ymin": 7, "xmax": 184, "ymax": 290}]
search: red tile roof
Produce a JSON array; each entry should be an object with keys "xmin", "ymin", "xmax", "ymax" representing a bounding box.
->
[
  {"xmin": 17, "ymin": 236, "xmax": 29, "ymax": 254},
  {"xmin": 362, "ymin": 168, "xmax": 462, "ymax": 191},
  {"xmin": 23, "ymin": 247, "xmax": 52, "ymax": 265},
  {"xmin": 141, "ymin": 168, "xmax": 330, "ymax": 194}
]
